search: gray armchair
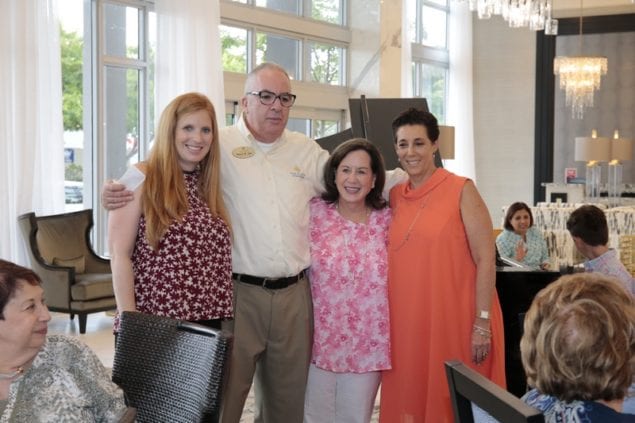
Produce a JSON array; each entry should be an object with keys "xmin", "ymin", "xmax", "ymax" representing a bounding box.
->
[{"xmin": 18, "ymin": 209, "xmax": 116, "ymax": 334}]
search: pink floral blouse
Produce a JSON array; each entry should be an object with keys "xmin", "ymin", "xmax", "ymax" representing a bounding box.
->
[{"xmin": 308, "ymin": 197, "xmax": 392, "ymax": 373}]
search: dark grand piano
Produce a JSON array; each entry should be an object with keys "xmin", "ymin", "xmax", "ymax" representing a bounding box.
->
[
  {"xmin": 316, "ymin": 97, "xmax": 448, "ymax": 168},
  {"xmin": 496, "ymin": 265, "xmax": 560, "ymax": 397}
]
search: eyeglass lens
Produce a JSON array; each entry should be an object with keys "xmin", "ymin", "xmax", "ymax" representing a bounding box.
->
[{"xmin": 256, "ymin": 91, "xmax": 295, "ymax": 107}]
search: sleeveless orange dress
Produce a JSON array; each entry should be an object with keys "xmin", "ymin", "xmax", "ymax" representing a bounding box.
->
[{"xmin": 380, "ymin": 168, "xmax": 505, "ymax": 423}]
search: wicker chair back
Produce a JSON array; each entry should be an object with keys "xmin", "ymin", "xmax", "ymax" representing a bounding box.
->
[{"xmin": 112, "ymin": 312, "xmax": 232, "ymax": 423}]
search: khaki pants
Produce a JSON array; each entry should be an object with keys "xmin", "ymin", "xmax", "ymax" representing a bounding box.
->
[{"xmin": 221, "ymin": 276, "xmax": 313, "ymax": 423}]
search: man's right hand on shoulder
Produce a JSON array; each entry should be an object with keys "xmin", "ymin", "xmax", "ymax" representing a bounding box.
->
[{"xmin": 102, "ymin": 181, "xmax": 134, "ymax": 210}]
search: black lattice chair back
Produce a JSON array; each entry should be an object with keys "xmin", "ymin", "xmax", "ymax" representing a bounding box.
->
[
  {"xmin": 445, "ymin": 360, "xmax": 544, "ymax": 423},
  {"xmin": 112, "ymin": 312, "xmax": 232, "ymax": 423}
]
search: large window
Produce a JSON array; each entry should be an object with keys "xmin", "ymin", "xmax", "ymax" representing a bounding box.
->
[
  {"xmin": 58, "ymin": 0, "xmax": 156, "ymax": 252},
  {"xmin": 308, "ymin": 41, "xmax": 344, "ymax": 85},
  {"xmin": 256, "ymin": 31, "xmax": 301, "ymax": 79},
  {"xmin": 58, "ymin": 0, "xmax": 348, "ymax": 251},
  {"xmin": 220, "ymin": 23, "xmax": 347, "ymax": 87},
  {"xmin": 99, "ymin": 1, "xmax": 156, "ymax": 181},
  {"xmin": 220, "ymin": 25, "xmax": 248, "ymax": 73},
  {"xmin": 409, "ymin": 0, "xmax": 449, "ymax": 123},
  {"xmin": 288, "ymin": 117, "xmax": 340, "ymax": 139},
  {"xmin": 59, "ymin": 0, "xmax": 87, "ymax": 213}
]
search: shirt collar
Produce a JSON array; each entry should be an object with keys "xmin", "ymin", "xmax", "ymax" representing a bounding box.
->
[
  {"xmin": 236, "ymin": 113, "xmax": 284, "ymax": 146},
  {"xmin": 585, "ymin": 248, "xmax": 616, "ymax": 270}
]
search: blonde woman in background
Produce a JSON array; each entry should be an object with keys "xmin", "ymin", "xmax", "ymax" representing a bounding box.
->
[{"xmin": 521, "ymin": 273, "xmax": 635, "ymax": 421}]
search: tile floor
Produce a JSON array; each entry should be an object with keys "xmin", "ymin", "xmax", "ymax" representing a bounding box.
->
[{"xmin": 48, "ymin": 311, "xmax": 379, "ymax": 422}]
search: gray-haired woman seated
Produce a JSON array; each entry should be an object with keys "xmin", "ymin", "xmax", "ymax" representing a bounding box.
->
[
  {"xmin": 0, "ymin": 259, "xmax": 128, "ymax": 422},
  {"xmin": 521, "ymin": 273, "xmax": 635, "ymax": 422}
]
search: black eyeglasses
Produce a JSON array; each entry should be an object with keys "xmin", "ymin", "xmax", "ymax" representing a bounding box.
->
[{"xmin": 247, "ymin": 90, "xmax": 297, "ymax": 108}]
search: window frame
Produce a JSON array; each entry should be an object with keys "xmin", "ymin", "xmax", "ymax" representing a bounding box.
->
[
  {"xmin": 93, "ymin": 0, "xmax": 155, "ymax": 253},
  {"xmin": 410, "ymin": 0, "xmax": 450, "ymax": 123},
  {"xmin": 222, "ymin": 0, "xmax": 348, "ymax": 27}
]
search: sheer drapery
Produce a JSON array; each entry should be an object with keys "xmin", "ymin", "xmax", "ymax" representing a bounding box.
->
[
  {"xmin": 155, "ymin": 0, "xmax": 226, "ymax": 123},
  {"xmin": 0, "ymin": 0, "xmax": 65, "ymax": 262},
  {"xmin": 446, "ymin": 1, "xmax": 476, "ymax": 182}
]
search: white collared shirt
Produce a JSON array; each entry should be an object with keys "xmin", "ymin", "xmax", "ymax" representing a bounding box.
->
[{"xmin": 219, "ymin": 115, "xmax": 330, "ymax": 277}]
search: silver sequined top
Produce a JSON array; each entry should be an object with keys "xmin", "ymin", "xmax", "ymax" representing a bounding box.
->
[{"xmin": 1, "ymin": 335, "xmax": 127, "ymax": 423}]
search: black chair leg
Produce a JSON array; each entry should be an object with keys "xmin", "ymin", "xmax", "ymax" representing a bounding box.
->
[
  {"xmin": 70, "ymin": 313, "xmax": 75, "ymax": 320},
  {"xmin": 79, "ymin": 314, "xmax": 88, "ymax": 334}
]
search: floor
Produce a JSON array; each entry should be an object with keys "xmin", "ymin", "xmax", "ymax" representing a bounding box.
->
[{"xmin": 48, "ymin": 311, "xmax": 380, "ymax": 422}]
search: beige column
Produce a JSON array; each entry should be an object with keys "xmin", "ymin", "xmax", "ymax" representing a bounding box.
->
[{"xmin": 379, "ymin": 0, "xmax": 405, "ymax": 97}]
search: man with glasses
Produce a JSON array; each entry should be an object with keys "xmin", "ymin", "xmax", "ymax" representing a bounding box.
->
[
  {"xmin": 218, "ymin": 62, "xmax": 329, "ymax": 423},
  {"xmin": 102, "ymin": 62, "xmax": 329, "ymax": 423}
]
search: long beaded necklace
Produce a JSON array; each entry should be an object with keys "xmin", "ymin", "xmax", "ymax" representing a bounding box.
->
[{"xmin": 390, "ymin": 193, "xmax": 431, "ymax": 252}]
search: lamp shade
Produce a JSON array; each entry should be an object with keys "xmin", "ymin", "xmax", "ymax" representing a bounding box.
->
[
  {"xmin": 610, "ymin": 137, "xmax": 633, "ymax": 162},
  {"xmin": 438, "ymin": 125, "xmax": 455, "ymax": 160},
  {"xmin": 574, "ymin": 136, "xmax": 610, "ymax": 162}
]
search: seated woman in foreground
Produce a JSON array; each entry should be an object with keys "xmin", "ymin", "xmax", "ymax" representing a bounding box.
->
[
  {"xmin": 496, "ymin": 202, "xmax": 550, "ymax": 269},
  {"xmin": 0, "ymin": 259, "xmax": 128, "ymax": 422},
  {"xmin": 521, "ymin": 273, "xmax": 635, "ymax": 422}
]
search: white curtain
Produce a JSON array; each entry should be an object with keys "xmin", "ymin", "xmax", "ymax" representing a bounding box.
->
[
  {"xmin": 446, "ymin": 1, "xmax": 476, "ymax": 182},
  {"xmin": 0, "ymin": 0, "xmax": 65, "ymax": 263},
  {"xmin": 155, "ymin": 0, "xmax": 226, "ymax": 123}
]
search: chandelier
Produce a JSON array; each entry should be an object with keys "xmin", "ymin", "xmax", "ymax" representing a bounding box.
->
[
  {"xmin": 553, "ymin": 0, "xmax": 608, "ymax": 119},
  {"xmin": 465, "ymin": 0, "xmax": 558, "ymax": 33}
]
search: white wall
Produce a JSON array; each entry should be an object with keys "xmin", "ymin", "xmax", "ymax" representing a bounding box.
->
[
  {"xmin": 472, "ymin": 16, "xmax": 537, "ymax": 227},
  {"xmin": 348, "ymin": 0, "xmax": 382, "ymax": 99}
]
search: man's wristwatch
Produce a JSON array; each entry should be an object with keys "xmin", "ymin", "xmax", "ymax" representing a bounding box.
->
[{"xmin": 477, "ymin": 310, "xmax": 490, "ymax": 320}]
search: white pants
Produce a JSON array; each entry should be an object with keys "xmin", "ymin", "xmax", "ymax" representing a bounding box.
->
[{"xmin": 303, "ymin": 364, "xmax": 381, "ymax": 423}]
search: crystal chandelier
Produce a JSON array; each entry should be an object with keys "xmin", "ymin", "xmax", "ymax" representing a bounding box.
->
[
  {"xmin": 465, "ymin": 0, "xmax": 558, "ymax": 33},
  {"xmin": 553, "ymin": 0, "xmax": 607, "ymax": 119}
]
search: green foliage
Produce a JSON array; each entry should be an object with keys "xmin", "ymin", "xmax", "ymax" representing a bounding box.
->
[
  {"xmin": 311, "ymin": 0, "xmax": 341, "ymax": 25},
  {"xmin": 60, "ymin": 27, "xmax": 83, "ymax": 131},
  {"xmin": 310, "ymin": 43, "xmax": 341, "ymax": 85},
  {"xmin": 221, "ymin": 27, "xmax": 247, "ymax": 73},
  {"xmin": 65, "ymin": 163, "xmax": 83, "ymax": 181}
]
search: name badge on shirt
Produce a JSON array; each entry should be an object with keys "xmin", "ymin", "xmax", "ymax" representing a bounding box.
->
[{"xmin": 232, "ymin": 146, "xmax": 255, "ymax": 159}]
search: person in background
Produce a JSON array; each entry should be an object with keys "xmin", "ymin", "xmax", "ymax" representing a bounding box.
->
[
  {"xmin": 304, "ymin": 139, "xmax": 391, "ymax": 423},
  {"xmin": 0, "ymin": 259, "xmax": 129, "ymax": 422},
  {"xmin": 566, "ymin": 204, "xmax": 634, "ymax": 294},
  {"xmin": 108, "ymin": 92, "xmax": 232, "ymax": 334},
  {"xmin": 496, "ymin": 202, "xmax": 550, "ymax": 270},
  {"xmin": 521, "ymin": 273, "xmax": 635, "ymax": 421},
  {"xmin": 379, "ymin": 108, "xmax": 506, "ymax": 423},
  {"xmin": 566, "ymin": 204, "xmax": 635, "ymax": 414}
]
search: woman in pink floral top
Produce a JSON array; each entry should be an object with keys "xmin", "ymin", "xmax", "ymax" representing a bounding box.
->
[{"xmin": 304, "ymin": 139, "xmax": 391, "ymax": 423}]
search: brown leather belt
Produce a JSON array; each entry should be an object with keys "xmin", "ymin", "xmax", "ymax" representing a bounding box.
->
[{"xmin": 232, "ymin": 270, "xmax": 306, "ymax": 290}]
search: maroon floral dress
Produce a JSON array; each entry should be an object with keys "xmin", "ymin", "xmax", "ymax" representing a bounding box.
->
[{"xmin": 114, "ymin": 170, "xmax": 232, "ymax": 331}]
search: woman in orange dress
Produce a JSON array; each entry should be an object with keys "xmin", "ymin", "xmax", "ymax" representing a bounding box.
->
[{"xmin": 379, "ymin": 108, "xmax": 506, "ymax": 422}]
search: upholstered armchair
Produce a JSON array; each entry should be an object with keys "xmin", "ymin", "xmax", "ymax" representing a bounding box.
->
[{"xmin": 18, "ymin": 210, "xmax": 116, "ymax": 334}]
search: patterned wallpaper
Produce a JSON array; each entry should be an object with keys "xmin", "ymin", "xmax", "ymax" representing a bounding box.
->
[{"xmin": 553, "ymin": 31, "xmax": 635, "ymax": 189}]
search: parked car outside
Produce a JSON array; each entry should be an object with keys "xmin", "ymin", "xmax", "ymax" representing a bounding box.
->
[{"xmin": 65, "ymin": 181, "xmax": 83, "ymax": 204}]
